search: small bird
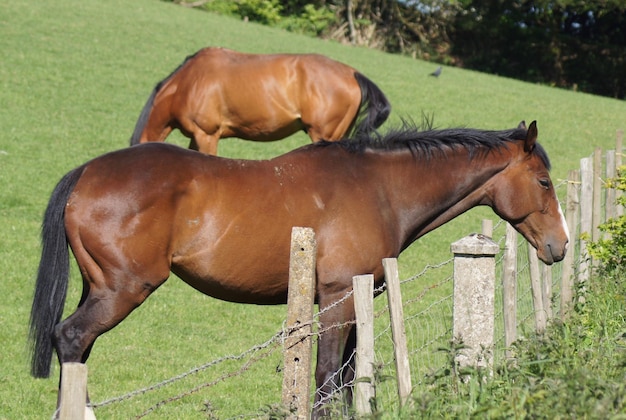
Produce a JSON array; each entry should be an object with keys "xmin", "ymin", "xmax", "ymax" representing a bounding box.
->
[{"xmin": 430, "ymin": 66, "xmax": 442, "ymax": 77}]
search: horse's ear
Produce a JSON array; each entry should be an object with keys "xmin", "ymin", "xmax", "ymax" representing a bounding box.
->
[
  {"xmin": 524, "ymin": 120, "xmax": 538, "ymax": 153},
  {"xmin": 518, "ymin": 120, "xmax": 526, "ymax": 129}
]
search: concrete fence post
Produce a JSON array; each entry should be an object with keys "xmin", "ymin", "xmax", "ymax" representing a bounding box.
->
[{"xmin": 451, "ymin": 233, "xmax": 499, "ymax": 370}]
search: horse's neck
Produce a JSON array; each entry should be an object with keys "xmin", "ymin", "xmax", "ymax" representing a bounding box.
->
[{"xmin": 381, "ymin": 149, "xmax": 510, "ymax": 250}]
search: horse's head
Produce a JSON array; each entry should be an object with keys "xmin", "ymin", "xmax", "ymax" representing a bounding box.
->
[{"xmin": 489, "ymin": 121, "xmax": 569, "ymax": 264}]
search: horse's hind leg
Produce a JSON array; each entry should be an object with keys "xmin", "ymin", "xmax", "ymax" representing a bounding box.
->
[
  {"xmin": 188, "ymin": 130, "xmax": 219, "ymax": 155},
  {"xmin": 54, "ymin": 273, "xmax": 165, "ymax": 364},
  {"xmin": 305, "ymin": 107, "xmax": 359, "ymax": 142},
  {"xmin": 52, "ymin": 275, "xmax": 166, "ymax": 415}
]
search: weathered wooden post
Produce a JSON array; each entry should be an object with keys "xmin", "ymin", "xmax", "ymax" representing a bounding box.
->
[
  {"xmin": 579, "ymin": 156, "xmax": 593, "ymax": 284},
  {"xmin": 451, "ymin": 234, "xmax": 499, "ymax": 370},
  {"xmin": 59, "ymin": 362, "xmax": 90, "ymax": 420},
  {"xmin": 528, "ymin": 244, "xmax": 547, "ymax": 333},
  {"xmin": 616, "ymin": 129, "xmax": 624, "ymax": 217},
  {"xmin": 353, "ymin": 274, "xmax": 375, "ymax": 416},
  {"xmin": 382, "ymin": 258, "xmax": 412, "ymax": 407},
  {"xmin": 592, "ymin": 147, "xmax": 603, "ymax": 245},
  {"xmin": 502, "ymin": 223, "xmax": 517, "ymax": 359},
  {"xmin": 481, "ymin": 219, "xmax": 493, "ymax": 238},
  {"xmin": 607, "ymin": 149, "xmax": 617, "ymax": 222},
  {"xmin": 560, "ymin": 169, "xmax": 580, "ymax": 320},
  {"xmin": 542, "ymin": 264, "xmax": 553, "ymax": 320},
  {"xmin": 282, "ymin": 227, "xmax": 316, "ymax": 419}
]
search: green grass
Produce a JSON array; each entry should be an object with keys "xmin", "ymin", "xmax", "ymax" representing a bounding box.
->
[{"xmin": 1, "ymin": 0, "xmax": 625, "ymax": 418}]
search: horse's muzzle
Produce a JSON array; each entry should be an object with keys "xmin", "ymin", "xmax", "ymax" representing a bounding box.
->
[{"xmin": 540, "ymin": 240, "xmax": 568, "ymax": 265}]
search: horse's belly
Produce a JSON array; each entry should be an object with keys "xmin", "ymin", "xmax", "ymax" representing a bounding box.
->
[
  {"xmin": 222, "ymin": 108, "xmax": 303, "ymax": 141},
  {"xmin": 171, "ymin": 257, "xmax": 290, "ymax": 305}
]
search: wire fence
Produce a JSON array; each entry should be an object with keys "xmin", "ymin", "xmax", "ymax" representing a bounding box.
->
[
  {"xmin": 89, "ymin": 221, "xmax": 565, "ymax": 418},
  {"xmin": 87, "ymin": 210, "xmax": 565, "ymax": 418}
]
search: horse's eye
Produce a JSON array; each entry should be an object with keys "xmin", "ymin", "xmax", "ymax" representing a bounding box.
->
[{"xmin": 539, "ymin": 179, "xmax": 550, "ymax": 189}]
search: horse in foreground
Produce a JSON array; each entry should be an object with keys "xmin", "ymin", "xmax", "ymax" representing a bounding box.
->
[
  {"xmin": 129, "ymin": 47, "xmax": 391, "ymax": 155},
  {"xmin": 31, "ymin": 121, "xmax": 568, "ymax": 417}
]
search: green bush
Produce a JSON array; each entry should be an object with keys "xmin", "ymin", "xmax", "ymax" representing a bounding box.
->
[
  {"xmin": 197, "ymin": 0, "xmax": 282, "ymax": 25},
  {"xmin": 278, "ymin": 4, "xmax": 335, "ymax": 37},
  {"xmin": 184, "ymin": 0, "xmax": 337, "ymax": 38},
  {"xmin": 236, "ymin": 0, "xmax": 282, "ymax": 25},
  {"xmin": 587, "ymin": 165, "xmax": 626, "ymax": 274}
]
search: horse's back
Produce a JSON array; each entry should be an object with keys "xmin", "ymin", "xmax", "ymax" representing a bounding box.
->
[
  {"xmin": 190, "ymin": 47, "xmax": 356, "ymax": 78},
  {"xmin": 171, "ymin": 47, "xmax": 359, "ymax": 107},
  {"xmin": 158, "ymin": 48, "xmax": 361, "ymax": 141}
]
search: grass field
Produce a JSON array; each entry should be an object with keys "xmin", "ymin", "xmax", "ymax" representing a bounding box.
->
[{"xmin": 1, "ymin": 0, "xmax": 625, "ymax": 418}]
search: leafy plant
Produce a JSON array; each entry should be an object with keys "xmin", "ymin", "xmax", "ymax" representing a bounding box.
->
[
  {"xmin": 278, "ymin": 4, "xmax": 335, "ymax": 37},
  {"xmin": 586, "ymin": 165, "xmax": 626, "ymax": 273},
  {"xmin": 194, "ymin": 0, "xmax": 283, "ymax": 25},
  {"xmin": 236, "ymin": 0, "xmax": 283, "ymax": 25}
]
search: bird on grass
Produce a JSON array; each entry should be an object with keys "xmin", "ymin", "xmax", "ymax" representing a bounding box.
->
[{"xmin": 430, "ymin": 66, "xmax": 442, "ymax": 77}]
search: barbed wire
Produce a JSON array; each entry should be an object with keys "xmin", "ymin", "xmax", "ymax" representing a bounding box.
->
[
  {"xmin": 135, "ymin": 337, "xmax": 282, "ymax": 419},
  {"xmin": 88, "ymin": 253, "xmax": 455, "ymax": 416},
  {"xmin": 90, "ymin": 328, "xmax": 286, "ymax": 409}
]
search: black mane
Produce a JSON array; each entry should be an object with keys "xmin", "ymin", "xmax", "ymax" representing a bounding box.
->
[{"xmin": 315, "ymin": 123, "xmax": 551, "ymax": 170}]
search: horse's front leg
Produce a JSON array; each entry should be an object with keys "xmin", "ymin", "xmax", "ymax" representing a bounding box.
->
[{"xmin": 312, "ymin": 292, "xmax": 357, "ymax": 419}]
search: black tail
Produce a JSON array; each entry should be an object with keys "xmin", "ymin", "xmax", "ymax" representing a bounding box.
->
[
  {"xmin": 129, "ymin": 50, "xmax": 201, "ymax": 146},
  {"xmin": 351, "ymin": 72, "xmax": 391, "ymax": 137},
  {"xmin": 29, "ymin": 166, "xmax": 84, "ymax": 378}
]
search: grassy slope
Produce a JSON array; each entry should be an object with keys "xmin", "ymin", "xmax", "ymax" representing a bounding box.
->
[{"xmin": 0, "ymin": 0, "xmax": 624, "ymax": 418}]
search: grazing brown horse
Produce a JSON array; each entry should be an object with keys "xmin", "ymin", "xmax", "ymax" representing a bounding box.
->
[
  {"xmin": 129, "ymin": 47, "xmax": 391, "ymax": 155},
  {"xmin": 31, "ymin": 121, "xmax": 568, "ymax": 417}
]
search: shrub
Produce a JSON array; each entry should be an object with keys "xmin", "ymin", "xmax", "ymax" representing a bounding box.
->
[
  {"xmin": 236, "ymin": 0, "xmax": 282, "ymax": 25},
  {"xmin": 278, "ymin": 4, "xmax": 335, "ymax": 37},
  {"xmin": 196, "ymin": 0, "xmax": 282, "ymax": 25},
  {"xmin": 586, "ymin": 165, "xmax": 626, "ymax": 274}
]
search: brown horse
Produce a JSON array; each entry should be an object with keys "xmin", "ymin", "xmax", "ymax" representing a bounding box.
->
[
  {"xmin": 129, "ymin": 47, "xmax": 391, "ymax": 155},
  {"xmin": 31, "ymin": 121, "xmax": 568, "ymax": 417}
]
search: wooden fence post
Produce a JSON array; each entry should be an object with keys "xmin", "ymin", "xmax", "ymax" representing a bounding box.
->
[
  {"xmin": 59, "ymin": 362, "xmax": 89, "ymax": 420},
  {"xmin": 382, "ymin": 258, "xmax": 412, "ymax": 407},
  {"xmin": 579, "ymin": 157, "xmax": 593, "ymax": 285},
  {"xmin": 481, "ymin": 219, "xmax": 493, "ymax": 238},
  {"xmin": 353, "ymin": 274, "xmax": 375, "ymax": 416},
  {"xmin": 592, "ymin": 147, "xmax": 603, "ymax": 244},
  {"xmin": 607, "ymin": 149, "xmax": 616, "ymax": 223},
  {"xmin": 560, "ymin": 169, "xmax": 580, "ymax": 320},
  {"xmin": 616, "ymin": 130, "xmax": 623, "ymax": 217},
  {"xmin": 502, "ymin": 223, "xmax": 517, "ymax": 359},
  {"xmin": 451, "ymin": 234, "xmax": 499, "ymax": 370},
  {"xmin": 542, "ymin": 264, "xmax": 553, "ymax": 320},
  {"xmin": 528, "ymin": 244, "xmax": 547, "ymax": 333},
  {"xmin": 282, "ymin": 227, "xmax": 316, "ymax": 419}
]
